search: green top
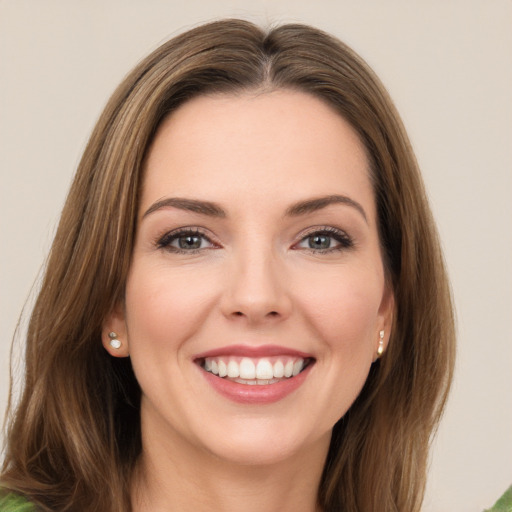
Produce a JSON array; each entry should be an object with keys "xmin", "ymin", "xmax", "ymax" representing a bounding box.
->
[
  {"xmin": 0, "ymin": 494, "xmax": 35, "ymax": 511},
  {"xmin": 0, "ymin": 486, "xmax": 511, "ymax": 511},
  {"xmin": 485, "ymin": 485, "xmax": 512, "ymax": 512}
]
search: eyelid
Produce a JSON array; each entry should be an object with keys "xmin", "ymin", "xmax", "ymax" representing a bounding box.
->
[
  {"xmin": 155, "ymin": 226, "xmax": 221, "ymax": 252},
  {"xmin": 292, "ymin": 225, "xmax": 354, "ymax": 252},
  {"xmin": 153, "ymin": 224, "xmax": 353, "ymax": 254}
]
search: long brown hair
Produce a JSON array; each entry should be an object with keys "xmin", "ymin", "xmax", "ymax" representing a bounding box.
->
[{"xmin": 1, "ymin": 19, "xmax": 455, "ymax": 511}]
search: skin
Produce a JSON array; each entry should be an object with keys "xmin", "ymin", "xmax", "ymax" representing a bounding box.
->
[{"xmin": 103, "ymin": 90, "xmax": 394, "ymax": 511}]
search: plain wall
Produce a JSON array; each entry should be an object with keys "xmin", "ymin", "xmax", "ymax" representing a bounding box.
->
[{"xmin": 1, "ymin": 1, "xmax": 511, "ymax": 510}]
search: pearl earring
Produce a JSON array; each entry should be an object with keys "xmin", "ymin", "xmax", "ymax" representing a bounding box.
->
[
  {"xmin": 377, "ymin": 330, "xmax": 385, "ymax": 357},
  {"xmin": 108, "ymin": 331, "xmax": 121, "ymax": 349}
]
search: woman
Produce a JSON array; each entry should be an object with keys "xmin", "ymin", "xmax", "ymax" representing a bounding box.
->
[{"xmin": 1, "ymin": 19, "xmax": 455, "ymax": 511}]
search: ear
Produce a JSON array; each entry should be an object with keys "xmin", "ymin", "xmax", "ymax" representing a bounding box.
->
[
  {"xmin": 102, "ymin": 302, "xmax": 130, "ymax": 358},
  {"xmin": 374, "ymin": 282, "xmax": 395, "ymax": 361}
]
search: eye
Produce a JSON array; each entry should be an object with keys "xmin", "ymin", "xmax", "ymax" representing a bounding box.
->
[
  {"xmin": 295, "ymin": 228, "xmax": 353, "ymax": 253},
  {"xmin": 156, "ymin": 228, "xmax": 217, "ymax": 253}
]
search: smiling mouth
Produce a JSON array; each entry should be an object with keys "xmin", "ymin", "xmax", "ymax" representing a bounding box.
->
[{"xmin": 197, "ymin": 356, "xmax": 314, "ymax": 385}]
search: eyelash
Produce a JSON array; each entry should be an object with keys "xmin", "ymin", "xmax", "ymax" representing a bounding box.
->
[
  {"xmin": 156, "ymin": 228, "xmax": 217, "ymax": 254},
  {"xmin": 155, "ymin": 226, "xmax": 354, "ymax": 254},
  {"xmin": 293, "ymin": 226, "xmax": 354, "ymax": 253}
]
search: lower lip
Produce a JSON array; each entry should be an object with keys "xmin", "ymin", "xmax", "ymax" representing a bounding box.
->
[{"xmin": 199, "ymin": 363, "xmax": 313, "ymax": 404}]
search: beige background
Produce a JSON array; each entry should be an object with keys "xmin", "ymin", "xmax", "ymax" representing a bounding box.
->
[{"xmin": 1, "ymin": 1, "xmax": 511, "ymax": 510}]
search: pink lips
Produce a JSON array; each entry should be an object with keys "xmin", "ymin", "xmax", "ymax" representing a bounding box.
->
[
  {"xmin": 194, "ymin": 344, "xmax": 314, "ymax": 405},
  {"xmin": 194, "ymin": 344, "xmax": 313, "ymax": 359}
]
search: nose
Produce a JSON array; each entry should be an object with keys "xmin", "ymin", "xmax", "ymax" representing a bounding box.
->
[{"xmin": 220, "ymin": 246, "xmax": 292, "ymax": 325}]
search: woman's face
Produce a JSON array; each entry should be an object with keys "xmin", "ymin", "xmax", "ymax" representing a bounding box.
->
[{"xmin": 104, "ymin": 90, "xmax": 393, "ymax": 466}]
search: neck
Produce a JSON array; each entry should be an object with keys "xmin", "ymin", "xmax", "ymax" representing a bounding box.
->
[{"xmin": 132, "ymin": 414, "xmax": 328, "ymax": 512}]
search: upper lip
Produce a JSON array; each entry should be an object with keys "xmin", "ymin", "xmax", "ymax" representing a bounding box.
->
[{"xmin": 193, "ymin": 344, "xmax": 314, "ymax": 360}]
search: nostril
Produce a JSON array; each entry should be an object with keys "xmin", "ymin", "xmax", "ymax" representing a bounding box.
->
[{"xmin": 231, "ymin": 310, "xmax": 279, "ymax": 318}]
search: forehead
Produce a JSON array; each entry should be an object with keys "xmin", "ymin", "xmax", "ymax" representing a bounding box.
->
[{"xmin": 141, "ymin": 90, "xmax": 374, "ymax": 218}]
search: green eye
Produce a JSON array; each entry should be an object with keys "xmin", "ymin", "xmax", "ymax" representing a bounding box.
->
[
  {"xmin": 296, "ymin": 228, "xmax": 353, "ymax": 253},
  {"xmin": 157, "ymin": 229, "xmax": 215, "ymax": 253},
  {"xmin": 177, "ymin": 234, "xmax": 204, "ymax": 250},
  {"xmin": 307, "ymin": 234, "xmax": 333, "ymax": 250}
]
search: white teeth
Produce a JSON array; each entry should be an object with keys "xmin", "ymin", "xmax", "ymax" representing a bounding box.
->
[
  {"xmin": 292, "ymin": 359, "xmax": 304, "ymax": 376},
  {"xmin": 274, "ymin": 361, "xmax": 284, "ymax": 379},
  {"xmin": 227, "ymin": 360, "xmax": 239, "ymax": 378},
  {"xmin": 273, "ymin": 360, "xmax": 284, "ymax": 378},
  {"xmin": 234, "ymin": 378, "xmax": 281, "ymax": 385},
  {"xmin": 256, "ymin": 359, "xmax": 273, "ymax": 380},
  {"xmin": 239, "ymin": 358, "xmax": 256, "ymax": 379},
  {"xmin": 218, "ymin": 360, "xmax": 227, "ymax": 378},
  {"xmin": 203, "ymin": 356, "xmax": 309, "ymax": 382}
]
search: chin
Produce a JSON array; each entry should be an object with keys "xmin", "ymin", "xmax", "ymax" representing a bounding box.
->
[{"xmin": 197, "ymin": 420, "xmax": 332, "ymax": 468}]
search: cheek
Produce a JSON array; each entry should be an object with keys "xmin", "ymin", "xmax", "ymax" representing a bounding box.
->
[
  {"xmin": 295, "ymin": 266, "xmax": 384, "ymax": 421},
  {"xmin": 295, "ymin": 264, "xmax": 384, "ymax": 356},
  {"xmin": 124, "ymin": 261, "xmax": 219, "ymax": 356}
]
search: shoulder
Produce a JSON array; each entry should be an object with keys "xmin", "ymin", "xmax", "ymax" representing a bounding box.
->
[
  {"xmin": 0, "ymin": 493, "xmax": 36, "ymax": 512},
  {"xmin": 484, "ymin": 485, "xmax": 512, "ymax": 512}
]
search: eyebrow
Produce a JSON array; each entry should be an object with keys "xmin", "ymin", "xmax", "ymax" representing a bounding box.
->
[
  {"xmin": 142, "ymin": 197, "xmax": 226, "ymax": 219},
  {"xmin": 142, "ymin": 194, "xmax": 367, "ymax": 223},
  {"xmin": 285, "ymin": 194, "xmax": 368, "ymax": 223}
]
